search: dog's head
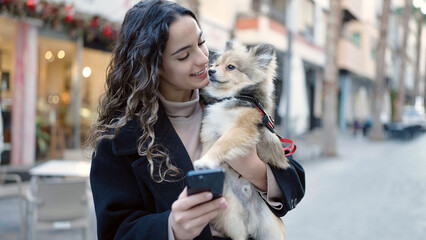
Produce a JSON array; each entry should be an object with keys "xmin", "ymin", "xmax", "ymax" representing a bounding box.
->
[{"xmin": 205, "ymin": 42, "xmax": 277, "ymax": 99}]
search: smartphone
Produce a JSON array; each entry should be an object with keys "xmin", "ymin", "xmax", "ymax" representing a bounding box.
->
[{"xmin": 186, "ymin": 168, "xmax": 225, "ymax": 199}]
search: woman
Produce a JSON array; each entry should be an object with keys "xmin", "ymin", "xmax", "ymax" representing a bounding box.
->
[{"xmin": 87, "ymin": 0, "xmax": 305, "ymax": 239}]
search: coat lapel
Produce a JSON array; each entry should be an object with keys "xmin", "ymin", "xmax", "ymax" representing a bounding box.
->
[
  {"xmin": 112, "ymin": 105, "xmax": 212, "ymax": 239},
  {"xmin": 154, "ymin": 107, "xmax": 195, "ymax": 175}
]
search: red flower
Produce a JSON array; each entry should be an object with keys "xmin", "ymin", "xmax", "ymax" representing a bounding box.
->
[
  {"xmin": 102, "ymin": 24, "xmax": 113, "ymax": 38},
  {"xmin": 27, "ymin": 0, "xmax": 36, "ymax": 10},
  {"xmin": 90, "ymin": 16, "xmax": 99, "ymax": 28},
  {"xmin": 65, "ymin": 5, "xmax": 74, "ymax": 23},
  {"xmin": 65, "ymin": 15, "xmax": 73, "ymax": 23}
]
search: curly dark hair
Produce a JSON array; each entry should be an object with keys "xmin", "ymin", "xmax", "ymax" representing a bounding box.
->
[{"xmin": 86, "ymin": 0, "xmax": 198, "ymax": 182}]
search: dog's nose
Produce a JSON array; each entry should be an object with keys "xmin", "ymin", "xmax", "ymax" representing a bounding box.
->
[{"xmin": 208, "ymin": 69, "xmax": 216, "ymax": 76}]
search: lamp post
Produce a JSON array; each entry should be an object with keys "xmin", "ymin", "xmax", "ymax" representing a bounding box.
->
[{"xmin": 282, "ymin": 0, "xmax": 295, "ymax": 137}]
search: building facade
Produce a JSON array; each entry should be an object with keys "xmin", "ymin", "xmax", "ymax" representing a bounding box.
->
[
  {"xmin": 0, "ymin": 0, "xmax": 425, "ymax": 166},
  {"xmin": 0, "ymin": 1, "xmax": 121, "ymax": 165}
]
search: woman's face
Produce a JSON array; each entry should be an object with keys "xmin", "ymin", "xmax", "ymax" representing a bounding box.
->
[{"xmin": 159, "ymin": 15, "xmax": 209, "ymax": 102}]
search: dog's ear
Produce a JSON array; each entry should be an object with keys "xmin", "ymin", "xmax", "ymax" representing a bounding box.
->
[
  {"xmin": 209, "ymin": 50, "xmax": 222, "ymax": 64},
  {"xmin": 225, "ymin": 41, "xmax": 234, "ymax": 51},
  {"xmin": 251, "ymin": 44, "xmax": 275, "ymax": 69}
]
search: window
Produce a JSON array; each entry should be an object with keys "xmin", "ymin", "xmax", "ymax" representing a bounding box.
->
[
  {"xmin": 270, "ymin": 0, "xmax": 286, "ymax": 12},
  {"xmin": 252, "ymin": 0, "xmax": 261, "ymax": 12},
  {"xmin": 370, "ymin": 38, "xmax": 377, "ymax": 60},
  {"xmin": 350, "ymin": 32, "xmax": 361, "ymax": 47},
  {"xmin": 300, "ymin": 0, "xmax": 314, "ymax": 42},
  {"xmin": 371, "ymin": 48, "xmax": 376, "ymax": 60},
  {"xmin": 268, "ymin": 0, "xmax": 287, "ymax": 23}
]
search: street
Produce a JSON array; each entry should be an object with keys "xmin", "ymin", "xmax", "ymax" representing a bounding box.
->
[
  {"xmin": 284, "ymin": 134, "xmax": 426, "ymax": 240},
  {"xmin": 1, "ymin": 133, "xmax": 426, "ymax": 239}
]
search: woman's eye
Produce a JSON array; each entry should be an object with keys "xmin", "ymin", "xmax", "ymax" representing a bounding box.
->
[
  {"xmin": 226, "ymin": 64, "xmax": 235, "ymax": 70},
  {"xmin": 178, "ymin": 54, "xmax": 189, "ymax": 61},
  {"xmin": 178, "ymin": 40, "xmax": 206, "ymax": 61}
]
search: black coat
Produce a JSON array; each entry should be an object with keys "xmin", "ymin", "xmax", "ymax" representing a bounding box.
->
[{"xmin": 90, "ymin": 107, "xmax": 305, "ymax": 240}]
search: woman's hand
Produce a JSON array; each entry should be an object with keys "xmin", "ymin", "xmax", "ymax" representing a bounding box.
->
[
  {"xmin": 170, "ymin": 187, "xmax": 227, "ymax": 240},
  {"xmin": 225, "ymin": 146, "xmax": 267, "ymax": 191}
]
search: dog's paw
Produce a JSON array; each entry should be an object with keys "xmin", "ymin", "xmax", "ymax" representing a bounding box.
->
[{"xmin": 194, "ymin": 157, "xmax": 219, "ymax": 170}]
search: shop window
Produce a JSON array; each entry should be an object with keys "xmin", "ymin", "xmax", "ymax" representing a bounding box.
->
[
  {"xmin": 80, "ymin": 48, "xmax": 111, "ymax": 144},
  {"xmin": 1, "ymin": 73, "xmax": 10, "ymax": 91},
  {"xmin": 36, "ymin": 36, "xmax": 111, "ymax": 158},
  {"xmin": 0, "ymin": 17, "xmax": 15, "ymax": 163},
  {"xmin": 37, "ymin": 37, "xmax": 77, "ymax": 159}
]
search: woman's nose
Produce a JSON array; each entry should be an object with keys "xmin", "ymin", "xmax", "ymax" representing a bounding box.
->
[
  {"xmin": 208, "ymin": 69, "xmax": 216, "ymax": 76},
  {"xmin": 195, "ymin": 49, "xmax": 209, "ymax": 66}
]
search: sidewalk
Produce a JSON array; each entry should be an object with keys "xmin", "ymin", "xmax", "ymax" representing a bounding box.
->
[
  {"xmin": 284, "ymin": 133, "xmax": 426, "ymax": 240},
  {"xmin": 2, "ymin": 133, "xmax": 425, "ymax": 239}
]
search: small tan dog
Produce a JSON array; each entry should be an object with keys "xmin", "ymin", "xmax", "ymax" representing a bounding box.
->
[{"xmin": 194, "ymin": 42, "xmax": 290, "ymax": 240}]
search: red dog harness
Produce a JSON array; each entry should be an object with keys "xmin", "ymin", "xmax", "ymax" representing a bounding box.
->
[{"xmin": 217, "ymin": 94, "xmax": 297, "ymax": 156}]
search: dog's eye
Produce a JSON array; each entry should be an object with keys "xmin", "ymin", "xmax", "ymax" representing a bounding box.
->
[{"xmin": 226, "ymin": 64, "xmax": 235, "ymax": 70}]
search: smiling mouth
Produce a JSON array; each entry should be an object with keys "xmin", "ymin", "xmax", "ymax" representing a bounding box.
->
[{"xmin": 190, "ymin": 68, "xmax": 206, "ymax": 77}]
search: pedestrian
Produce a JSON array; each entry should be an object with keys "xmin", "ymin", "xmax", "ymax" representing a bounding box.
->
[
  {"xmin": 363, "ymin": 117, "xmax": 373, "ymax": 137},
  {"xmin": 353, "ymin": 119, "xmax": 360, "ymax": 137},
  {"xmin": 86, "ymin": 0, "xmax": 305, "ymax": 239}
]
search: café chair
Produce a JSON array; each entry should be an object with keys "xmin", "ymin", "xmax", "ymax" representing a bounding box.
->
[
  {"xmin": 26, "ymin": 176, "xmax": 89, "ymax": 240},
  {"xmin": 0, "ymin": 168, "xmax": 27, "ymax": 240}
]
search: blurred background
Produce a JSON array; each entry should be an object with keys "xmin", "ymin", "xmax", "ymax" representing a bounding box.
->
[{"xmin": 0, "ymin": 0, "xmax": 425, "ymax": 239}]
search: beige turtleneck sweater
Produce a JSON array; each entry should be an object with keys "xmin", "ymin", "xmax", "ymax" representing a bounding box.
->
[
  {"xmin": 159, "ymin": 90, "xmax": 203, "ymax": 162},
  {"xmin": 160, "ymin": 89, "xmax": 284, "ymax": 239}
]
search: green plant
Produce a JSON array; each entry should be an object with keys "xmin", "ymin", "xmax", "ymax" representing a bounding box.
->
[{"xmin": 36, "ymin": 117, "xmax": 50, "ymax": 154}]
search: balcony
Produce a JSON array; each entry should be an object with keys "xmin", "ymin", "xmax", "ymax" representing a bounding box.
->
[
  {"xmin": 337, "ymin": 38, "xmax": 363, "ymax": 76},
  {"xmin": 235, "ymin": 16, "xmax": 288, "ymax": 51},
  {"xmin": 342, "ymin": 0, "xmax": 362, "ymax": 22},
  {"xmin": 235, "ymin": 16, "xmax": 325, "ymax": 66}
]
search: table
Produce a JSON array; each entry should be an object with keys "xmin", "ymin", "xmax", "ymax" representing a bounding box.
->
[
  {"xmin": 28, "ymin": 160, "xmax": 94, "ymax": 239},
  {"xmin": 29, "ymin": 160, "xmax": 91, "ymax": 177}
]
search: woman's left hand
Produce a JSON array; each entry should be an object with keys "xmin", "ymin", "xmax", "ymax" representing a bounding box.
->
[{"xmin": 224, "ymin": 146, "xmax": 267, "ymax": 191}]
